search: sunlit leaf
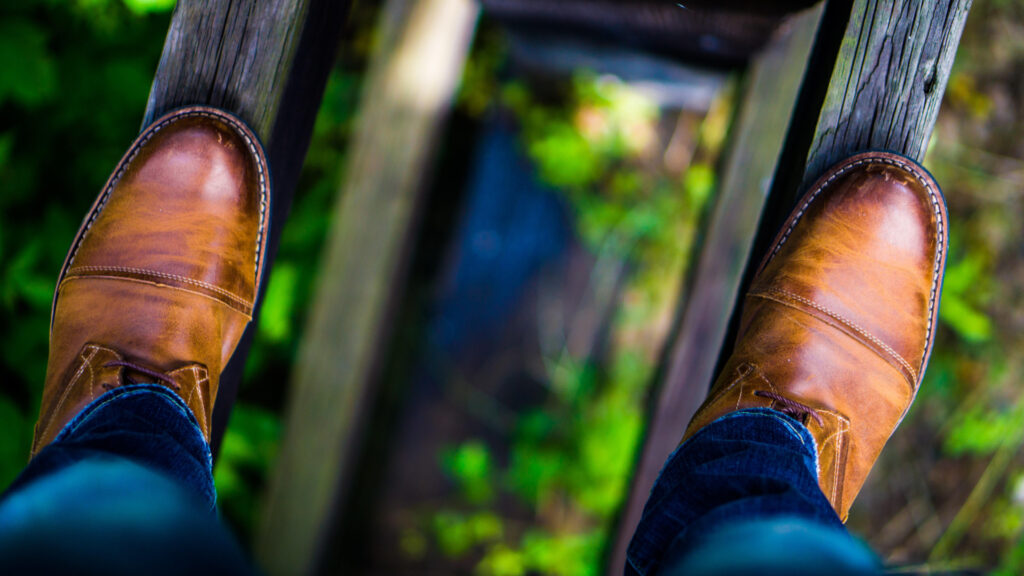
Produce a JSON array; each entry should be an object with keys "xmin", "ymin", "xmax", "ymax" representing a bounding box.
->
[
  {"xmin": 121, "ymin": 0, "xmax": 175, "ymax": 15},
  {"xmin": 258, "ymin": 263, "xmax": 299, "ymax": 343}
]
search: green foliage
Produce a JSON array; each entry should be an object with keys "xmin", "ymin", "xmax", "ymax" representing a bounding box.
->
[
  {"xmin": 423, "ymin": 61, "xmax": 726, "ymax": 574},
  {"xmin": 503, "ymin": 73, "xmax": 703, "ymax": 271},
  {"xmin": 214, "ymin": 403, "xmax": 282, "ymax": 541},
  {"xmin": 683, "ymin": 162, "xmax": 716, "ymax": 212},
  {"xmin": 939, "ymin": 233, "xmax": 994, "ymax": 344},
  {"xmin": 471, "ymin": 530, "xmax": 603, "ymax": 576},
  {"xmin": 443, "ymin": 440, "xmax": 496, "ymax": 505},
  {"xmin": 121, "ymin": 0, "xmax": 175, "ymax": 15},
  {"xmin": 0, "ymin": 20, "xmax": 57, "ymax": 107},
  {"xmin": 432, "ymin": 510, "xmax": 505, "ymax": 558},
  {"xmin": 0, "ymin": 0, "xmax": 172, "ymax": 492},
  {"xmin": 943, "ymin": 401, "xmax": 1024, "ymax": 456},
  {"xmin": 257, "ymin": 263, "xmax": 299, "ymax": 344}
]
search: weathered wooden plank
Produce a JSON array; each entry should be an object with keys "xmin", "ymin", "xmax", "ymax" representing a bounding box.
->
[
  {"xmin": 142, "ymin": 0, "xmax": 350, "ymax": 450},
  {"xmin": 802, "ymin": 0, "xmax": 972, "ymax": 187},
  {"xmin": 145, "ymin": 1, "xmax": 307, "ymax": 139},
  {"xmin": 766, "ymin": 0, "xmax": 972, "ymax": 223},
  {"xmin": 608, "ymin": 7, "xmax": 824, "ymax": 573},
  {"xmin": 484, "ymin": 0, "xmax": 789, "ymax": 65},
  {"xmin": 255, "ymin": 1, "xmax": 479, "ymax": 574}
]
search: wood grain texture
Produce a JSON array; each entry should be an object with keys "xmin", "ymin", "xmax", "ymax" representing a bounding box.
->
[
  {"xmin": 142, "ymin": 0, "xmax": 349, "ymax": 452},
  {"xmin": 802, "ymin": 0, "xmax": 972, "ymax": 187},
  {"xmin": 144, "ymin": 0, "xmax": 308, "ymax": 140},
  {"xmin": 607, "ymin": 8, "xmax": 823, "ymax": 573},
  {"xmin": 256, "ymin": 1, "xmax": 479, "ymax": 574}
]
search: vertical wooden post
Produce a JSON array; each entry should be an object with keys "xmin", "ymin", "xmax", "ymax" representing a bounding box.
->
[
  {"xmin": 256, "ymin": 1, "xmax": 479, "ymax": 574},
  {"xmin": 608, "ymin": 8, "xmax": 824, "ymax": 572},
  {"xmin": 143, "ymin": 0, "xmax": 350, "ymax": 451}
]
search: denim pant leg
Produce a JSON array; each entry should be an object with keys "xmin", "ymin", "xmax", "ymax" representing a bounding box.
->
[
  {"xmin": 0, "ymin": 384, "xmax": 256, "ymax": 575},
  {"xmin": 626, "ymin": 408, "xmax": 881, "ymax": 576}
]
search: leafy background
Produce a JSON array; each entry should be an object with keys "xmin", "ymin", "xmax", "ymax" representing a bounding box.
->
[{"xmin": 1, "ymin": 0, "xmax": 1024, "ymax": 574}]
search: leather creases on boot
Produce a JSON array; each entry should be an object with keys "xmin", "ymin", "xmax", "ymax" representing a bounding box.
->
[
  {"xmin": 32, "ymin": 343, "xmax": 213, "ymax": 455},
  {"xmin": 32, "ymin": 106, "xmax": 270, "ymax": 458},
  {"xmin": 682, "ymin": 152, "xmax": 948, "ymax": 521}
]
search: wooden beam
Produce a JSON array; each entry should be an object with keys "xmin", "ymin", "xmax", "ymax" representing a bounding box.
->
[
  {"xmin": 483, "ymin": 0, "xmax": 788, "ymax": 65},
  {"xmin": 805, "ymin": 0, "xmax": 972, "ymax": 180},
  {"xmin": 763, "ymin": 0, "xmax": 972, "ymax": 239},
  {"xmin": 608, "ymin": 7, "xmax": 824, "ymax": 573},
  {"xmin": 256, "ymin": 1, "xmax": 479, "ymax": 574},
  {"xmin": 145, "ymin": 1, "xmax": 308, "ymax": 138},
  {"xmin": 142, "ymin": 0, "xmax": 350, "ymax": 452}
]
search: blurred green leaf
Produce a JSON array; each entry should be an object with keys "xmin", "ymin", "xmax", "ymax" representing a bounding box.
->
[
  {"xmin": 0, "ymin": 20, "xmax": 57, "ymax": 107},
  {"xmin": 944, "ymin": 401, "xmax": 1024, "ymax": 456},
  {"xmin": 506, "ymin": 442, "xmax": 563, "ymax": 507},
  {"xmin": 521, "ymin": 530, "xmax": 601, "ymax": 576},
  {"xmin": 443, "ymin": 440, "xmax": 495, "ymax": 504},
  {"xmin": 940, "ymin": 293, "xmax": 993, "ymax": 343},
  {"xmin": 121, "ymin": 0, "xmax": 175, "ymax": 15},
  {"xmin": 476, "ymin": 544, "xmax": 526, "ymax": 576},
  {"xmin": 213, "ymin": 403, "xmax": 281, "ymax": 539},
  {"xmin": 433, "ymin": 511, "xmax": 476, "ymax": 558},
  {"xmin": 683, "ymin": 162, "xmax": 715, "ymax": 211},
  {"xmin": 528, "ymin": 121, "xmax": 600, "ymax": 190},
  {"xmin": 258, "ymin": 263, "xmax": 299, "ymax": 343},
  {"xmin": 939, "ymin": 254, "xmax": 993, "ymax": 343}
]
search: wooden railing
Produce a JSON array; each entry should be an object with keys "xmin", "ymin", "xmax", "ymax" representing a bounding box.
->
[{"xmin": 140, "ymin": 1, "xmax": 972, "ymax": 574}]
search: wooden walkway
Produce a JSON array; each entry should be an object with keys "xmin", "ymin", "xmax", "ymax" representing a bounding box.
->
[{"xmin": 139, "ymin": 0, "xmax": 972, "ymax": 574}]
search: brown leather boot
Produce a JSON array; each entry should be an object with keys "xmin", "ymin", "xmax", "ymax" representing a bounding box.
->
[
  {"xmin": 682, "ymin": 151, "xmax": 947, "ymax": 521},
  {"xmin": 31, "ymin": 106, "xmax": 270, "ymax": 457}
]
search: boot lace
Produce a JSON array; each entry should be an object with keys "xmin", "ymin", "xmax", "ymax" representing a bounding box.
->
[
  {"xmin": 101, "ymin": 360, "xmax": 181, "ymax": 391},
  {"xmin": 754, "ymin": 390, "xmax": 824, "ymax": 427}
]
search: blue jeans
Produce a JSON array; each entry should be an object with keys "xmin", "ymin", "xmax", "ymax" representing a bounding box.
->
[
  {"xmin": 0, "ymin": 389, "xmax": 879, "ymax": 574},
  {"xmin": 0, "ymin": 384, "xmax": 255, "ymax": 575},
  {"xmin": 627, "ymin": 408, "xmax": 882, "ymax": 575}
]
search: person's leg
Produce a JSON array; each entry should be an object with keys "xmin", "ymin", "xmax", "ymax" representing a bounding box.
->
[
  {"xmin": 0, "ymin": 106, "xmax": 271, "ymax": 573},
  {"xmin": 627, "ymin": 409, "xmax": 879, "ymax": 576},
  {"xmin": 6, "ymin": 384, "xmax": 214, "ymax": 505},
  {"xmin": 626, "ymin": 152, "xmax": 948, "ymax": 575},
  {"xmin": 0, "ymin": 385, "xmax": 253, "ymax": 575}
]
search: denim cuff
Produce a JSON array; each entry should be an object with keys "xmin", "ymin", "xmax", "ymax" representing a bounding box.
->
[
  {"xmin": 54, "ymin": 384, "xmax": 204, "ymax": 445},
  {"xmin": 10, "ymin": 384, "xmax": 215, "ymax": 509},
  {"xmin": 626, "ymin": 408, "xmax": 845, "ymax": 576},
  {"xmin": 694, "ymin": 408, "xmax": 821, "ymax": 476}
]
